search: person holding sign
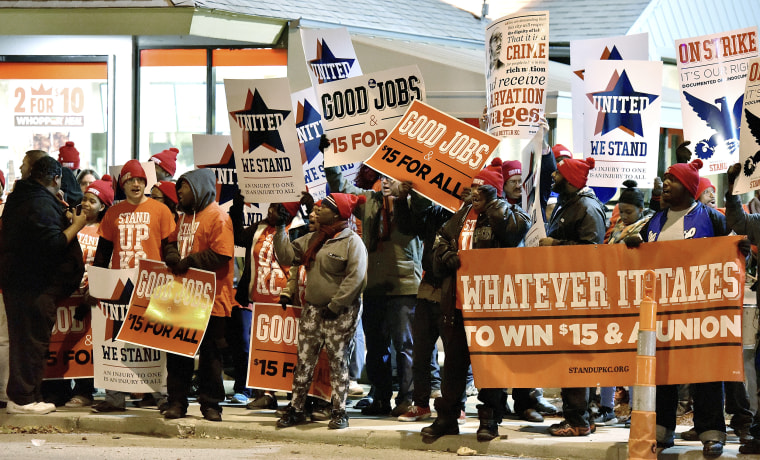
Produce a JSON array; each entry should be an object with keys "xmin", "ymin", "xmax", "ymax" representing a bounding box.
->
[
  {"xmin": 626, "ymin": 159, "xmax": 730, "ymax": 456},
  {"xmin": 90, "ymin": 160, "xmax": 176, "ymax": 413},
  {"xmin": 161, "ymin": 169, "xmax": 236, "ymax": 422},
  {"xmin": 273, "ymin": 193, "xmax": 367, "ymax": 430},
  {"xmin": 423, "ymin": 160, "xmax": 530, "ymax": 442},
  {"xmin": 539, "ymin": 155, "xmax": 608, "ymax": 437}
]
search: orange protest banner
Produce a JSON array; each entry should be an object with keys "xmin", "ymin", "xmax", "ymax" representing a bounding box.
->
[
  {"xmin": 248, "ymin": 303, "xmax": 332, "ymax": 400},
  {"xmin": 116, "ymin": 259, "xmax": 216, "ymax": 358},
  {"xmin": 363, "ymin": 100, "xmax": 501, "ymax": 212},
  {"xmin": 457, "ymin": 236, "xmax": 745, "ymax": 388},
  {"xmin": 45, "ymin": 297, "xmax": 94, "ymax": 379}
]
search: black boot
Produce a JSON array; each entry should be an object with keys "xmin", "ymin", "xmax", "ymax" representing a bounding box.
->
[
  {"xmin": 328, "ymin": 409, "xmax": 349, "ymax": 429},
  {"xmin": 276, "ymin": 406, "xmax": 307, "ymax": 428},
  {"xmin": 477, "ymin": 407, "xmax": 501, "ymax": 441},
  {"xmin": 421, "ymin": 398, "xmax": 459, "ymax": 441}
]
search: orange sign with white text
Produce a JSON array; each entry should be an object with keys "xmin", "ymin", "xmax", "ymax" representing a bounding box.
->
[
  {"xmin": 116, "ymin": 259, "xmax": 216, "ymax": 358},
  {"xmin": 458, "ymin": 237, "xmax": 745, "ymax": 388},
  {"xmin": 364, "ymin": 100, "xmax": 500, "ymax": 212},
  {"xmin": 248, "ymin": 303, "xmax": 332, "ymax": 401},
  {"xmin": 45, "ymin": 297, "xmax": 93, "ymax": 379}
]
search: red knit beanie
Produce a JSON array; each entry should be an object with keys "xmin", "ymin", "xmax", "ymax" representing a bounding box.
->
[
  {"xmin": 323, "ymin": 193, "xmax": 367, "ymax": 219},
  {"xmin": 472, "ymin": 158, "xmax": 504, "ymax": 197},
  {"xmin": 666, "ymin": 159, "xmax": 704, "ymax": 199},
  {"xmin": 153, "ymin": 180, "xmax": 178, "ymax": 204},
  {"xmin": 58, "ymin": 141, "xmax": 80, "ymax": 169},
  {"xmin": 85, "ymin": 174, "xmax": 114, "ymax": 207},
  {"xmin": 557, "ymin": 157, "xmax": 596, "ymax": 189},
  {"xmin": 501, "ymin": 159, "xmax": 522, "ymax": 180},
  {"xmin": 696, "ymin": 176, "xmax": 715, "ymax": 199},
  {"xmin": 119, "ymin": 159, "xmax": 148, "ymax": 186},
  {"xmin": 281, "ymin": 202, "xmax": 301, "ymax": 217},
  {"xmin": 552, "ymin": 144, "xmax": 572, "ymax": 162},
  {"xmin": 150, "ymin": 147, "xmax": 179, "ymax": 176}
]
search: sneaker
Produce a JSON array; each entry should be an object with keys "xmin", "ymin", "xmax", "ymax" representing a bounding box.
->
[
  {"xmin": 65, "ymin": 395, "xmax": 93, "ymax": 408},
  {"xmin": 276, "ymin": 407, "xmax": 307, "ymax": 428},
  {"xmin": 521, "ymin": 408, "xmax": 544, "ymax": 423},
  {"xmin": 703, "ymin": 440, "xmax": 723, "ymax": 457},
  {"xmin": 201, "ymin": 407, "xmax": 222, "ymax": 422},
  {"xmin": 458, "ymin": 410, "xmax": 466, "ymax": 425},
  {"xmin": 347, "ymin": 381, "xmax": 364, "ymax": 397},
  {"xmin": 466, "ymin": 384, "xmax": 479, "ymax": 397},
  {"xmin": 354, "ymin": 397, "xmax": 373, "ymax": 409},
  {"xmin": 391, "ymin": 400, "xmax": 413, "ymax": 417},
  {"xmin": 246, "ymin": 394, "xmax": 277, "ymax": 410},
  {"xmin": 535, "ymin": 396, "xmax": 558, "ymax": 415},
  {"xmin": 310, "ymin": 403, "xmax": 332, "ymax": 422},
  {"xmin": 229, "ymin": 393, "xmax": 249, "ymax": 404},
  {"xmin": 35, "ymin": 402, "xmax": 57, "ymax": 413},
  {"xmin": 548, "ymin": 420, "xmax": 594, "ymax": 437},
  {"xmin": 680, "ymin": 427, "xmax": 698, "ymax": 441},
  {"xmin": 328, "ymin": 409, "xmax": 349, "ymax": 429},
  {"xmin": 592, "ymin": 407, "xmax": 618, "ymax": 426},
  {"xmin": 276, "ymin": 402, "xmax": 292, "ymax": 417},
  {"xmin": 430, "ymin": 389, "xmax": 442, "ymax": 399},
  {"xmin": 91, "ymin": 401, "xmax": 126, "ymax": 413},
  {"xmin": 7, "ymin": 401, "xmax": 54, "ymax": 414},
  {"xmin": 361, "ymin": 400, "xmax": 391, "ymax": 416},
  {"xmin": 398, "ymin": 405, "xmax": 431, "ymax": 422}
]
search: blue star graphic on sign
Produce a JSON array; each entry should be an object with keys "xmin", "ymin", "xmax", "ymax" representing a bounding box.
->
[
  {"xmin": 308, "ymin": 40, "xmax": 355, "ymax": 84},
  {"xmin": 198, "ymin": 143, "xmax": 238, "ymax": 206},
  {"xmin": 295, "ymin": 99, "xmax": 324, "ymax": 164},
  {"xmin": 587, "ymin": 69, "xmax": 658, "ymax": 136},
  {"xmin": 229, "ymin": 88, "xmax": 291, "ymax": 154}
]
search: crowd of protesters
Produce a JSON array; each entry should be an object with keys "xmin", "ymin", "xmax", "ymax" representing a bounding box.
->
[{"xmin": 1, "ymin": 136, "xmax": 760, "ymax": 458}]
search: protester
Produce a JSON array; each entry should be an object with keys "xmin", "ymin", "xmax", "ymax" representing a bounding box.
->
[
  {"xmin": 77, "ymin": 169, "xmax": 100, "ymax": 195},
  {"xmin": 540, "ymin": 155, "xmax": 607, "ymax": 437},
  {"xmin": 423, "ymin": 160, "xmax": 530, "ymax": 441},
  {"xmin": 90, "ymin": 159, "xmax": 175, "ymax": 413},
  {"xmin": 162, "ymin": 169, "xmax": 235, "ymax": 422},
  {"xmin": 627, "ymin": 159, "xmax": 729, "ymax": 456},
  {"xmin": 1, "ymin": 156, "xmax": 86, "ymax": 414},
  {"xmin": 697, "ymin": 177, "xmax": 717, "ymax": 209},
  {"xmin": 273, "ymin": 193, "xmax": 367, "ymax": 429},
  {"xmin": 150, "ymin": 180, "xmax": 179, "ymax": 221},
  {"xmin": 606, "ymin": 180, "xmax": 653, "ymax": 245},
  {"xmin": 149, "ymin": 147, "xmax": 179, "ymax": 181}
]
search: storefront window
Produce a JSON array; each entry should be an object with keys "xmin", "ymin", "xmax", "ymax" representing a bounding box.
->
[{"xmin": 0, "ymin": 60, "xmax": 108, "ymax": 192}]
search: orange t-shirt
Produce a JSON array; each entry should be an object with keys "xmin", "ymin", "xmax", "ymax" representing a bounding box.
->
[
  {"xmin": 76, "ymin": 223, "xmax": 101, "ymax": 293},
  {"xmin": 99, "ymin": 198, "xmax": 176, "ymax": 269},
  {"xmin": 249, "ymin": 224, "xmax": 290, "ymax": 304},
  {"xmin": 458, "ymin": 208, "xmax": 478, "ymax": 250},
  {"xmin": 170, "ymin": 201, "xmax": 235, "ymax": 317}
]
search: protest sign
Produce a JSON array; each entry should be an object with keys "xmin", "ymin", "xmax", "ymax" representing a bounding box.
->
[
  {"xmin": 116, "ymin": 259, "xmax": 215, "ymax": 358},
  {"xmin": 570, "ymin": 33, "xmax": 649, "ymax": 155},
  {"xmin": 485, "ymin": 11, "xmax": 549, "ymax": 139},
  {"xmin": 301, "ymin": 27, "xmax": 363, "ymax": 88},
  {"xmin": 676, "ymin": 27, "xmax": 758, "ymax": 174},
  {"xmin": 88, "ymin": 266, "xmax": 166, "ymax": 392},
  {"xmin": 317, "ymin": 65, "xmax": 425, "ymax": 167},
  {"xmin": 734, "ymin": 57, "xmax": 760, "ymax": 194},
  {"xmin": 521, "ymin": 127, "xmax": 547, "ymax": 247},
  {"xmin": 248, "ymin": 303, "xmax": 332, "ymax": 401},
  {"xmin": 458, "ymin": 237, "xmax": 745, "ymax": 388},
  {"xmin": 363, "ymin": 100, "xmax": 499, "ymax": 212},
  {"xmin": 225, "ymin": 78, "xmax": 306, "ymax": 203},
  {"xmin": 584, "ymin": 60, "xmax": 662, "ymax": 188},
  {"xmin": 44, "ymin": 297, "xmax": 93, "ymax": 379}
]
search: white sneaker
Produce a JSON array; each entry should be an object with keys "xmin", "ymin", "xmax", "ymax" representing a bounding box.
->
[
  {"xmin": 7, "ymin": 401, "xmax": 54, "ymax": 414},
  {"xmin": 348, "ymin": 381, "xmax": 364, "ymax": 396},
  {"xmin": 34, "ymin": 402, "xmax": 57, "ymax": 413}
]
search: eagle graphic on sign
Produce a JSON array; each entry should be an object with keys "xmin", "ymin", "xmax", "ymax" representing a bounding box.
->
[
  {"xmin": 683, "ymin": 91, "xmax": 743, "ymax": 160},
  {"xmin": 742, "ymin": 108, "xmax": 760, "ymax": 177}
]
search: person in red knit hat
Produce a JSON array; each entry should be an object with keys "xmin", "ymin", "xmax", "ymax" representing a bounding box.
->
[
  {"xmin": 696, "ymin": 176, "xmax": 717, "ymax": 209},
  {"xmin": 501, "ymin": 159, "xmax": 522, "ymax": 205},
  {"xmin": 58, "ymin": 141, "xmax": 80, "ymax": 170},
  {"xmin": 149, "ymin": 147, "xmax": 179, "ymax": 181},
  {"xmin": 273, "ymin": 192, "xmax": 367, "ymax": 430},
  {"xmin": 151, "ymin": 180, "xmax": 179, "ymax": 221}
]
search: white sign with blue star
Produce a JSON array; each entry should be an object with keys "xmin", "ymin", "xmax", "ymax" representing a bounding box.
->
[
  {"xmin": 301, "ymin": 27, "xmax": 363, "ymax": 88},
  {"xmin": 676, "ymin": 27, "xmax": 758, "ymax": 175},
  {"xmin": 583, "ymin": 60, "xmax": 662, "ymax": 188},
  {"xmin": 224, "ymin": 78, "xmax": 306, "ymax": 203},
  {"xmin": 734, "ymin": 57, "xmax": 760, "ymax": 194}
]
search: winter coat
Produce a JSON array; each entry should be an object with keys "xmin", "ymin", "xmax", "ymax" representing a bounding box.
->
[{"xmin": 546, "ymin": 187, "xmax": 608, "ymax": 245}]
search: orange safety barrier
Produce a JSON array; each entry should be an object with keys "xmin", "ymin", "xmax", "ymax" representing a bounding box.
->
[{"xmin": 628, "ymin": 270, "xmax": 657, "ymax": 460}]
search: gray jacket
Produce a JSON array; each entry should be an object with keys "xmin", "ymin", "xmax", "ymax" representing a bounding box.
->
[{"xmin": 273, "ymin": 226, "xmax": 367, "ymax": 314}]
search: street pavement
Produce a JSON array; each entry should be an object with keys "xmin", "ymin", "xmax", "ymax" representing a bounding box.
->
[{"xmin": 0, "ymin": 392, "xmax": 754, "ymax": 460}]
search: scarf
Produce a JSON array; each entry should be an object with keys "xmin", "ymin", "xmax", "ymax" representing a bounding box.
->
[{"xmin": 302, "ymin": 220, "xmax": 348, "ymax": 269}]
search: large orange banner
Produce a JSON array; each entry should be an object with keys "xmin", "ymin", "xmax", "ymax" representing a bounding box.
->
[
  {"xmin": 458, "ymin": 237, "xmax": 745, "ymax": 388},
  {"xmin": 116, "ymin": 259, "xmax": 216, "ymax": 358},
  {"xmin": 248, "ymin": 303, "xmax": 332, "ymax": 401},
  {"xmin": 44, "ymin": 297, "xmax": 93, "ymax": 379},
  {"xmin": 363, "ymin": 100, "xmax": 500, "ymax": 212}
]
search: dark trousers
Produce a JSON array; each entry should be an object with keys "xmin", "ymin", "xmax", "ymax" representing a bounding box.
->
[
  {"xmin": 561, "ymin": 387, "xmax": 590, "ymax": 427},
  {"xmin": 411, "ymin": 298, "xmax": 442, "ymax": 408},
  {"xmin": 166, "ymin": 316, "xmax": 226, "ymax": 411},
  {"xmin": 511, "ymin": 388, "xmax": 534, "ymax": 413},
  {"xmin": 4, "ymin": 290, "xmax": 57, "ymax": 405},
  {"xmin": 657, "ymin": 382, "xmax": 725, "ymax": 440},
  {"xmin": 226, "ymin": 306, "xmax": 252, "ymax": 396},
  {"xmin": 362, "ymin": 295, "xmax": 415, "ymax": 405},
  {"xmin": 725, "ymin": 381, "xmax": 753, "ymax": 426}
]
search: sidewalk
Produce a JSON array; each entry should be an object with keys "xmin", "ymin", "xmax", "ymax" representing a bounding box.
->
[{"xmin": 0, "ymin": 394, "xmax": 752, "ymax": 460}]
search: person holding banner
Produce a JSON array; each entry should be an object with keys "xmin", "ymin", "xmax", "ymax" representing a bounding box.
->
[
  {"xmin": 539, "ymin": 155, "xmax": 608, "ymax": 437},
  {"xmin": 627, "ymin": 159, "xmax": 729, "ymax": 456},
  {"xmin": 90, "ymin": 160, "xmax": 176, "ymax": 413},
  {"xmin": 423, "ymin": 161, "xmax": 530, "ymax": 441},
  {"xmin": 272, "ymin": 193, "xmax": 367, "ymax": 430},
  {"xmin": 161, "ymin": 168, "xmax": 235, "ymax": 422},
  {"xmin": 1, "ymin": 156, "xmax": 86, "ymax": 415}
]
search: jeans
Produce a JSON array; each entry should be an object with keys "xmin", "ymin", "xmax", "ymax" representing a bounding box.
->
[
  {"xmin": 411, "ymin": 298, "xmax": 443, "ymax": 407},
  {"xmin": 348, "ymin": 314, "xmax": 365, "ymax": 382},
  {"xmin": 362, "ymin": 294, "xmax": 415, "ymax": 405}
]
